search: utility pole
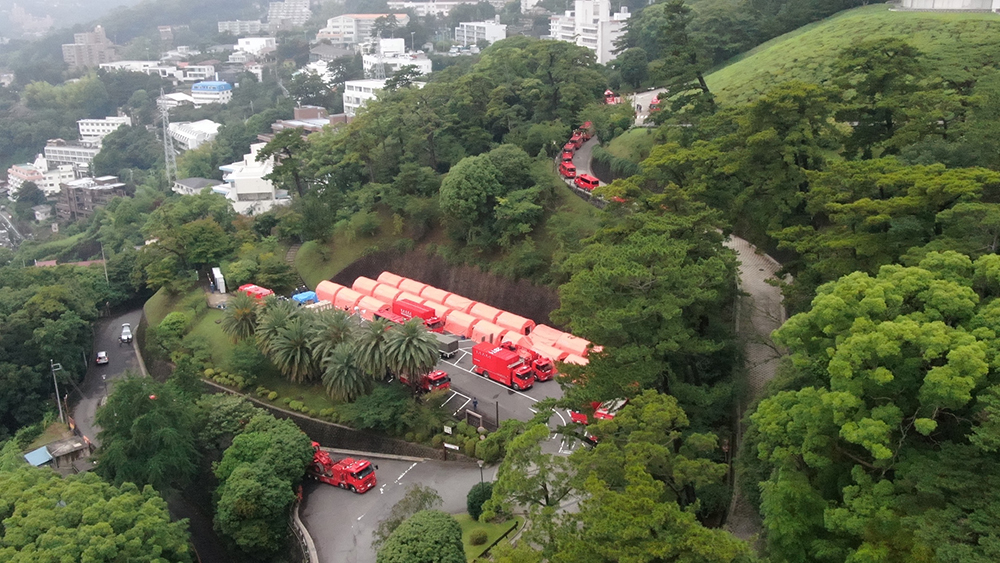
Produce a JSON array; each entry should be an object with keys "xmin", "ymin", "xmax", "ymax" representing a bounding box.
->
[
  {"xmin": 100, "ymin": 243, "xmax": 109, "ymax": 285},
  {"xmin": 159, "ymin": 88, "xmax": 177, "ymax": 183},
  {"xmin": 50, "ymin": 360, "xmax": 64, "ymax": 424}
]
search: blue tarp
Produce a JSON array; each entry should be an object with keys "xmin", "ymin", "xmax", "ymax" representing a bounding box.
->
[
  {"xmin": 292, "ymin": 291, "xmax": 318, "ymax": 304},
  {"xmin": 24, "ymin": 446, "xmax": 52, "ymax": 467}
]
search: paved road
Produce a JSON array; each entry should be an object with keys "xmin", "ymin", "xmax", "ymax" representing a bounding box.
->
[
  {"xmin": 73, "ymin": 309, "xmax": 143, "ymax": 447},
  {"xmin": 631, "ymin": 88, "xmax": 666, "ymax": 126},
  {"xmin": 301, "ymin": 456, "xmax": 494, "ymax": 563}
]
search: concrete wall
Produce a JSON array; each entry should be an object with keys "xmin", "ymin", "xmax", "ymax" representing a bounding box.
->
[{"xmin": 901, "ymin": 0, "xmax": 997, "ymax": 9}]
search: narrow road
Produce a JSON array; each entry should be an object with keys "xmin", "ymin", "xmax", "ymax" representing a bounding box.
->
[{"xmin": 630, "ymin": 88, "xmax": 666, "ymax": 126}]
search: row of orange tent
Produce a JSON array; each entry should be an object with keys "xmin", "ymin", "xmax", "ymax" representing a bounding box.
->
[{"xmin": 315, "ymin": 272, "xmax": 597, "ymax": 365}]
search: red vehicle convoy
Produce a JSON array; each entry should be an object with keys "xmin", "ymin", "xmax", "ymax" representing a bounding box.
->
[
  {"xmin": 569, "ymin": 131, "xmax": 585, "ymax": 148},
  {"xmin": 472, "ymin": 342, "xmax": 535, "ymax": 390},
  {"xmin": 562, "ymin": 142, "xmax": 576, "ymax": 153},
  {"xmin": 604, "ymin": 89, "xmax": 622, "ymax": 105},
  {"xmin": 375, "ymin": 299, "xmax": 445, "ymax": 332},
  {"xmin": 579, "ymin": 121, "xmax": 594, "ymax": 140},
  {"xmin": 307, "ymin": 442, "xmax": 377, "ymax": 493},
  {"xmin": 570, "ymin": 398, "xmax": 628, "ymax": 425},
  {"xmin": 498, "ymin": 342, "xmax": 556, "ymax": 382},
  {"xmin": 560, "ymin": 151, "xmax": 574, "ymax": 162},
  {"xmin": 401, "ymin": 369, "xmax": 452, "ymax": 393},
  {"xmin": 558, "ymin": 161, "xmax": 576, "ymax": 178},
  {"xmin": 574, "ymin": 174, "xmax": 599, "ymax": 191}
]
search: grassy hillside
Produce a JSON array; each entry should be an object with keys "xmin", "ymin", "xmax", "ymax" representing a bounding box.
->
[{"xmin": 707, "ymin": 5, "xmax": 1000, "ymax": 104}]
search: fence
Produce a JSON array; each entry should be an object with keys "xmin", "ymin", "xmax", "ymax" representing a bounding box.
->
[{"xmin": 289, "ymin": 500, "xmax": 319, "ymax": 563}]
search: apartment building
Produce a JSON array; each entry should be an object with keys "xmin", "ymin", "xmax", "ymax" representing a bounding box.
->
[
  {"xmin": 7, "ymin": 154, "xmax": 82, "ymax": 197},
  {"xmin": 455, "ymin": 19, "xmax": 507, "ymax": 46},
  {"xmin": 191, "ymin": 81, "xmax": 234, "ymax": 105},
  {"xmin": 56, "ymin": 176, "xmax": 126, "ymax": 221},
  {"xmin": 361, "ymin": 38, "xmax": 432, "ymax": 76},
  {"xmin": 169, "ymin": 120, "xmax": 221, "ymax": 150},
  {"xmin": 316, "ymin": 14, "xmax": 410, "ymax": 46},
  {"xmin": 219, "ymin": 143, "xmax": 290, "ymax": 214},
  {"xmin": 236, "ymin": 37, "xmax": 277, "ymax": 56},
  {"xmin": 549, "ymin": 0, "xmax": 629, "ymax": 64},
  {"xmin": 267, "ymin": 0, "xmax": 312, "ymax": 27},
  {"xmin": 218, "ymin": 20, "xmax": 264, "ymax": 34},
  {"xmin": 388, "ymin": 0, "xmax": 507, "ymax": 16},
  {"xmin": 62, "ymin": 25, "xmax": 117, "ymax": 70},
  {"xmin": 343, "ymin": 79, "xmax": 388, "ymax": 117},
  {"xmin": 77, "ymin": 116, "xmax": 130, "ymax": 143},
  {"xmin": 43, "ymin": 140, "xmax": 101, "ymax": 167},
  {"xmin": 257, "ymin": 106, "xmax": 349, "ymax": 143}
]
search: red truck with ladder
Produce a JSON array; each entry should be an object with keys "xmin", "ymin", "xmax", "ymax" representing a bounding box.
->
[
  {"xmin": 498, "ymin": 342, "xmax": 556, "ymax": 382},
  {"xmin": 471, "ymin": 342, "xmax": 535, "ymax": 390},
  {"xmin": 307, "ymin": 443, "xmax": 377, "ymax": 493},
  {"xmin": 400, "ymin": 369, "xmax": 452, "ymax": 393},
  {"xmin": 375, "ymin": 299, "xmax": 445, "ymax": 332}
]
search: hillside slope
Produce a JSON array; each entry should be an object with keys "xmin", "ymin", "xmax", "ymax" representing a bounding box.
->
[{"xmin": 706, "ymin": 4, "xmax": 1000, "ymax": 104}]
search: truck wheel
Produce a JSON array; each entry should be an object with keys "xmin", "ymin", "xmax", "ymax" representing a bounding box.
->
[
  {"xmin": 349, "ymin": 485, "xmax": 356, "ymax": 493},
  {"xmin": 481, "ymin": 370, "xmax": 489, "ymax": 379},
  {"xmin": 513, "ymin": 383, "xmax": 520, "ymax": 391}
]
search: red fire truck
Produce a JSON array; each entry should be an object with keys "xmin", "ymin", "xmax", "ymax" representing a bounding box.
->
[
  {"xmin": 559, "ymin": 161, "xmax": 576, "ymax": 179},
  {"xmin": 471, "ymin": 342, "xmax": 535, "ymax": 390},
  {"xmin": 400, "ymin": 369, "xmax": 452, "ymax": 393},
  {"xmin": 307, "ymin": 443, "xmax": 377, "ymax": 493},
  {"xmin": 498, "ymin": 342, "xmax": 556, "ymax": 382},
  {"xmin": 375, "ymin": 299, "xmax": 445, "ymax": 332},
  {"xmin": 569, "ymin": 399, "xmax": 628, "ymax": 425}
]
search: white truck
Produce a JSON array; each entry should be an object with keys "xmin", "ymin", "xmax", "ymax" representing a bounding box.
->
[{"xmin": 119, "ymin": 323, "xmax": 132, "ymax": 345}]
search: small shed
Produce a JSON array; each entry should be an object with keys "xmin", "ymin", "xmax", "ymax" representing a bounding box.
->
[
  {"xmin": 555, "ymin": 333, "xmax": 592, "ymax": 357},
  {"xmin": 495, "ymin": 312, "xmax": 535, "ymax": 335},
  {"xmin": 470, "ymin": 303, "xmax": 503, "ymax": 323},
  {"xmin": 333, "ymin": 288, "xmax": 364, "ymax": 311},
  {"xmin": 372, "ymin": 283, "xmax": 404, "ymax": 304},
  {"xmin": 377, "ymin": 271, "xmax": 405, "ymax": 287},
  {"xmin": 471, "ymin": 321, "xmax": 507, "ymax": 344},
  {"xmin": 396, "ymin": 291, "xmax": 425, "ymax": 304},
  {"xmin": 444, "ymin": 310, "xmax": 480, "ymax": 338},
  {"xmin": 531, "ymin": 342, "xmax": 569, "ymax": 361},
  {"xmin": 292, "ymin": 291, "xmax": 318, "ymax": 305},
  {"xmin": 398, "ymin": 278, "xmax": 429, "ymax": 296},
  {"xmin": 352, "ymin": 276, "xmax": 379, "ymax": 296},
  {"xmin": 444, "ymin": 294, "xmax": 477, "ymax": 313},
  {"xmin": 24, "ymin": 446, "xmax": 53, "ymax": 467},
  {"xmin": 316, "ymin": 281, "xmax": 345, "ymax": 303},
  {"xmin": 357, "ymin": 296, "xmax": 388, "ymax": 321},
  {"xmin": 420, "ymin": 286, "xmax": 452, "ymax": 305},
  {"xmin": 561, "ymin": 354, "xmax": 589, "ymax": 366},
  {"xmin": 530, "ymin": 325, "xmax": 565, "ymax": 346}
]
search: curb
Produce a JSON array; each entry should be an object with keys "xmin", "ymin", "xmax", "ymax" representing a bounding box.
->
[{"xmin": 320, "ymin": 447, "xmax": 426, "ymax": 463}]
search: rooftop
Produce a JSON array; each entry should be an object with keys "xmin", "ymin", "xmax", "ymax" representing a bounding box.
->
[{"xmin": 176, "ymin": 177, "xmax": 223, "ymax": 190}]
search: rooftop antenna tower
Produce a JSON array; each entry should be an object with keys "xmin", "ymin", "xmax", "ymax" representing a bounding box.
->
[
  {"xmin": 373, "ymin": 37, "xmax": 385, "ymax": 80},
  {"xmin": 159, "ymin": 88, "xmax": 177, "ymax": 183}
]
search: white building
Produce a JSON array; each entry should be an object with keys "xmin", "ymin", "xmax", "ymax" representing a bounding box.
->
[
  {"xmin": 388, "ymin": 0, "xmax": 507, "ymax": 16},
  {"xmin": 900, "ymin": 0, "xmax": 1000, "ymax": 7},
  {"xmin": 455, "ymin": 20, "xmax": 507, "ymax": 46},
  {"xmin": 43, "ymin": 139, "xmax": 101, "ymax": 167},
  {"xmin": 343, "ymin": 78, "xmax": 388, "ymax": 117},
  {"xmin": 173, "ymin": 177, "xmax": 223, "ymax": 196},
  {"xmin": 7, "ymin": 155, "xmax": 79, "ymax": 197},
  {"xmin": 169, "ymin": 120, "xmax": 221, "ymax": 150},
  {"xmin": 236, "ymin": 37, "xmax": 277, "ymax": 56},
  {"xmin": 549, "ymin": 0, "xmax": 629, "ymax": 64},
  {"xmin": 218, "ymin": 20, "xmax": 264, "ymax": 34},
  {"xmin": 159, "ymin": 92, "xmax": 196, "ymax": 108},
  {"xmin": 77, "ymin": 116, "xmax": 130, "ymax": 143},
  {"xmin": 99, "ymin": 60, "xmax": 177, "ymax": 78},
  {"xmin": 316, "ymin": 14, "xmax": 410, "ymax": 46},
  {"xmin": 191, "ymin": 81, "xmax": 234, "ymax": 105},
  {"xmin": 218, "ymin": 143, "xmax": 291, "ymax": 214},
  {"xmin": 267, "ymin": 0, "xmax": 312, "ymax": 27},
  {"xmin": 361, "ymin": 39, "xmax": 433, "ymax": 77}
]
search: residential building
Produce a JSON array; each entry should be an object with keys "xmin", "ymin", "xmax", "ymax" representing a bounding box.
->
[
  {"xmin": 258, "ymin": 106, "xmax": 349, "ymax": 142},
  {"xmin": 62, "ymin": 25, "xmax": 117, "ymax": 70},
  {"xmin": 549, "ymin": 0, "xmax": 629, "ymax": 64},
  {"xmin": 23, "ymin": 436, "xmax": 93, "ymax": 475},
  {"xmin": 219, "ymin": 143, "xmax": 291, "ymax": 214},
  {"xmin": 56, "ymin": 176, "xmax": 126, "ymax": 221},
  {"xmin": 175, "ymin": 63, "xmax": 216, "ymax": 81},
  {"xmin": 158, "ymin": 26, "xmax": 174, "ymax": 42},
  {"xmin": 901, "ymin": 0, "xmax": 1000, "ymax": 7},
  {"xmin": 267, "ymin": 0, "xmax": 312, "ymax": 28},
  {"xmin": 218, "ymin": 20, "xmax": 264, "ymax": 34},
  {"xmin": 310, "ymin": 44, "xmax": 354, "ymax": 62},
  {"xmin": 7, "ymin": 155, "xmax": 81, "ymax": 197},
  {"xmin": 32, "ymin": 205, "xmax": 52, "ymax": 222},
  {"xmin": 228, "ymin": 51, "xmax": 254, "ymax": 64},
  {"xmin": 99, "ymin": 60, "xmax": 177, "ymax": 78},
  {"xmin": 191, "ymin": 81, "xmax": 234, "ymax": 105},
  {"xmin": 236, "ymin": 37, "xmax": 277, "ymax": 56},
  {"xmin": 169, "ymin": 120, "xmax": 221, "ymax": 150},
  {"xmin": 387, "ymin": 0, "xmax": 506, "ymax": 16},
  {"xmin": 455, "ymin": 19, "xmax": 507, "ymax": 46},
  {"xmin": 6, "ymin": 161, "xmax": 43, "ymax": 194},
  {"xmin": 43, "ymin": 139, "xmax": 101, "ymax": 167},
  {"xmin": 362, "ymin": 50, "xmax": 432, "ymax": 76},
  {"xmin": 173, "ymin": 177, "xmax": 223, "ymax": 196},
  {"xmin": 159, "ymin": 92, "xmax": 197, "ymax": 108},
  {"xmin": 316, "ymin": 14, "xmax": 410, "ymax": 46},
  {"xmin": 77, "ymin": 116, "xmax": 130, "ymax": 143},
  {"xmin": 343, "ymin": 78, "xmax": 388, "ymax": 117}
]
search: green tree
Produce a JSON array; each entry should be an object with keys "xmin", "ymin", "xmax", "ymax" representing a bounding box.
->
[
  {"xmin": 653, "ymin": 0, "xmax": 715, "ymax": 114},
  {"xmin": 615, "ymin": 47, "xmax": 649, "ymax": 89},
  {"xmin": 255, "ymin": 299, "xmax": 299, "ymax": 356},
  {"xmin": 372, "ymin": 484, "xmax": 443, "ymax": 550},
  {"xmin": 467, "ymin": 481, "xmax": 494, "ymax": 521},
  {"xmin": 308, "ymin": 308, "xmax": 355, "ymax": 365},
  {"xmin": 13, "ymin": 181, "xmax": 46, "ymax": 220},
  {"xmin": 481, "ymin": 424, "xmax": 573, "ymax": 520},
  {"xmin": 322, "ymin": 343, "xmax": 372, "ymax": 402},
  {"xmin": 355, "ymin": 318, "xmax": 391, "ymax": 380},
  {"xmin": 92, "ymin": 125, "xmax": 162, "ymax": 176},
  {"xmin": 215, "ymin": 463, "xmax": 297, "ymax": 555},
  {"xmin": 95, "ymin": 376, "xmax": 199, "ymax": 491},
  {"xmin": 384, "ymin": 319, "xmax": 439, "ymax": 394},
  {"xmin": 376, "ymin": 510, "xmax": 465, "ymax": 563},
  {"xmin": 221, "ymin": 291, "xmax": 259, "ymax": 342},
  {"xmin": 269, "ymin": 316, "xmax": 316, "ymax": 383}
]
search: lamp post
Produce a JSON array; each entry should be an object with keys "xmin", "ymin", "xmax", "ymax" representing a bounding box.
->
[
  {"xmin": 411, "ymin": 31, "xmax": 416, "ymax": 52},
  {"xmin": 477, "ymin": 459, "xmax": 484, "ymax": 485},
  {"xmin": 50, "ymin": 360, "xmax": 64, "ymax": 424}
]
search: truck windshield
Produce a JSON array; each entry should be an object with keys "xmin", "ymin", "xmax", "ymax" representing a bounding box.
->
[
  {"xmin": 427, "ymin": 319, "xmax": 444, "ymax": 330},
  {"xmin": 432, "ymin": 377, "xmax": 451, "ymax": 387},
  {"xmin": 353, "ymin": 465, "xmax": 374, "ymax": 480}
]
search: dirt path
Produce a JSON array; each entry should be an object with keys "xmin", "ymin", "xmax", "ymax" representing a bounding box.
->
[{"xmin": 721, "ymin": 236, "xmax": 786, "ymax": 540}]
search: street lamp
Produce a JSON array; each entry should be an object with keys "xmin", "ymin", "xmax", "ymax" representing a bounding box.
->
[
  {"xmin": 50, "ymin": 360, "xmax": 64, "ymax": 424},
  {"xmin": 477, "ymin": 459, "xmax": 484, "ymax": 484}
]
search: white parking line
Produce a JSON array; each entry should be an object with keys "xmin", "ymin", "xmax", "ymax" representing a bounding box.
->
[
  {"xmin": 440, "ymin": 391, "xmax": 459, "ymax": 407},
  {"xmin": 453, "ymin": 398, "xmax": 471, "ymax": 416},
  {"xmin": 441, "ymin": 358, "xmax": 539, "ymax": 402},
  {"xmin": 395, "ymin": 462, "xmax": 418, "ymax": 484}
]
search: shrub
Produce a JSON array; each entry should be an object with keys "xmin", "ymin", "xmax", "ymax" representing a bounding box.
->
[
  {"xmin": 467, "ymin": 482, "xmax": 494, "ymax": 521},
  {"xmin": 431, "ymin": 435, "xmax": 444, "ymax": 448},
  {"xmin": 281, "ymin": 398, "xmax": 292, "ymax": 406},
  {"xmin": 288, "ymin": 400, "xmax": 304, "ymax": 412},
  {"xmin": 464, "ymin": 438, "xmax": 477, "ymax": 457},
  {"xmin": 469, "ymin": 528, "xmax": 488, "ymax": 546},
  {"xmin": 456, "ymin": 421, "xmax": 472, "ymax": 436},
  {"xmin": 268, "ymin": 391, "xmax": 278, "ymax": 401},
  {"xmin": 204, "ymin": 368, "xmax": 216, "ymax": 377}
]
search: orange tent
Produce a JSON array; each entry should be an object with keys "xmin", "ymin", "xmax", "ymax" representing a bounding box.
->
[
  {"xmin": 333, "ymin": 288, "xmax": 364, "ymax": 311},
  {"xmin": 470, "ymin": 303, "xmax": 503, "ymax": 323},
  {"xmin": 555, "ymin": 333, "xmax": 591, "ymax": 357},
  {"xmin": 357, "ymin": 296, "xmax": 388, "ymax": 321},
  {"xmin": 531, "ymin": 325, "xmax": 565, "ymax": 346},
  {"xmin": 495, "ymin": 312, "xmax": 535, "ymax": 335},
  {"xmin": 396, "ymin": 291, "xmax": 425, "ymax": 304},
  {"xmin": 423, "ymin": 301, "xmax": 453, "ymax": 319},
  {"xmin": 398, "ymin": 278, "xmax": 429, "ymax": 296},
  {"xmin": 352, "ymin": 276, "xmax": 379, "ymax": 296},
  {"xmin": 420, "ymin": 286, "xmax": 452, "ymax": 305},
  {"xmin": 502, "ymin": 333, "xmax": 533, "ymax": 348},
  {"xmin": 530, "ymin": 342, "xmax": 569, "ymax": 361},
  {"xmin": 372, "ymin": 283, "xmax": 404, "ymax": 304},
  {"xmin": 444, "ymin": 294, "xmax": 476, "ymax": 313},
  {"xmin": 377, "ymin": 272, "xmax": 404, "ymax": 287},
  {"xmin": 316, "ymin": 281, "xmax": 345, "ymax": 303},
  {"xmin": 443, "ymin": 311, "xmax": 480, "ymax": 338},
  {"xmin": 471, "ymin": 321, "xmax": 507, "ymax": 344},
  {"xmin": 561, "ymin": 354, "xmax": 589, "ymax": 366}
]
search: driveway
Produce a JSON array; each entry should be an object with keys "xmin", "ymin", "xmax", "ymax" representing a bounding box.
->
[
  {"xmin": 73, "ymin": 309, "xmax": 143, "ymax": 447},
  {"xmin": 301, "ymin": 456, "xmax": 494, "ymax": 563},
  {"xmin": 631, "ymin": 88, "xmax": 666, "ymax": 126}
]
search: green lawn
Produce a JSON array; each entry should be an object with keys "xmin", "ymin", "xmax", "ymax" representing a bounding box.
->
[
  {"xmin": 295, "ymin": 213, "xmax": 399, "ymax": 288},
  {"xmin": 706, "ymin": 5, "xmax": 1000, "ymax": 105},
  {"xmin": 606, "ymin": 128, "xmax": 657, "ymax": 164},
  {"xmin": 455, "ymin": 513, "xmax": 522, "ymax": 562},
  {"xmin": 186, "ymin": 308, "xmax": 234, "ymax": 368},
  {"xmin": 253, "ymin": 370, "xmax": 341, "ymax": 413},
  {"xmin": 26, "ymin": 422, "xmax": 73, "ymax": 451},
  {"xmin": 144, "ymin": 287, "xmax": 204, "ymax": 326}
]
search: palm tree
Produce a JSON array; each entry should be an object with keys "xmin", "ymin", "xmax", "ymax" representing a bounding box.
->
[
  {"xmin": 384, "ymin": 319, "xmax": 439, "ymax": 393},
  {"xmin": 256, "ymin": 299, "xmax": 298, "ymax": 356},
  {"xmin": 269, "ymin": 317, "xmax": 317, "ymax": 383},
  {"xmin": 220, "ymin": 292, "xmax": 258, "ymax": 342},
  {"xmin": 321, "ymin": 343, "xmax": 371, "ymax": 402},
  {"xmin": 308, "ymin": 309, "xmax": 355, "ymax": 368},
  {"xmin": 354, "ymin": 318, "xmax": 391, "ymax": 380}
]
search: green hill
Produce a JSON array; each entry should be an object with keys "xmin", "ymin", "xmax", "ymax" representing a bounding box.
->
[{"xmin": 706, "ymin": 4, "xmax": 1000, "ymax": 104}]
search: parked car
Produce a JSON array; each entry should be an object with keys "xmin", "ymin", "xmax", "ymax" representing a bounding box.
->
[
  {"xmin": 574, "ymin": 174, "xmax": 599, "ymax": 191},
  {"xmin": 95, "ymin": 351, "xmax": 109, "ymax": 365},
  {"xmin": 120, "ymin": 323, "xmax": 132, "ymax": 345}
]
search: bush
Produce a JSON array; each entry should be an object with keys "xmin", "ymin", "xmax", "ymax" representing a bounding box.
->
[
  {"xmin": 204, "ymin": 368, "xmax": 215, "ymax": 377},
  {"xmin": 469, "ymin": 528, "xmax": 488, "ymax": 546},
  {"xmin": 464, "ymin": 438, "xmax": 477, "ymax": 457},
  {"xmin": 267, "ymin": 391, "xmax": 278, "ymax": 401},
  {"xmin": 431, "ymin": 435, "xmax": 444, "ymax": 448},
  {"xmin": 467, "ymin": 482, "xmax": 494, "ymax": 521},
  {"xmin": 288, "ymin": 400, "xmax": 304, "ymax": 412},
  {"xmin": 377, "ymin": 510, "xmax": 464, "ymax": 563},
  {"xmin": 281, "ymin": 398, "xmax": 292, "ymax": 406}
]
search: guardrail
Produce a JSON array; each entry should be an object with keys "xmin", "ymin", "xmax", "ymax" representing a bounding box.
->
[{"xmin": 290, "ymin": 499, "xmax": 319, "ymax": 563}]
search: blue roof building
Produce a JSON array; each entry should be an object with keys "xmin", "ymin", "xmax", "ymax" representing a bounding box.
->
[{"xmin": 191, "ymin": 80, "xmax": 233, "ymax": 105}]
